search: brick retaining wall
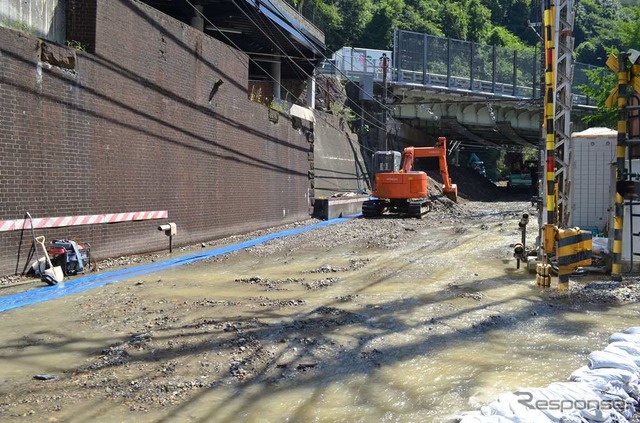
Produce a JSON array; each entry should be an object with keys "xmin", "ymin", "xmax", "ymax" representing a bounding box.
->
[{"xmin": 0, "ymin": 0, "xmax": 312, "ymax": 276}]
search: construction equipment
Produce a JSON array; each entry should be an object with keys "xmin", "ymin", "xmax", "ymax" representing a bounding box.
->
[
  {"xmin": 506, "ymin": 155, "xmax": 537, "ymax": 192},
  {"xmin": 362, "ymin": 137, "xmax": 457, "ymax": 218},
  {"xmin": 46, "ymin": 239, "xmax": 91, "ymax": 276},
  {"xmin": 34, "ymin": 236, "xmax": 64, "ymax": 285},
  {"xmin": 467, "ymin": 153, "xmax": 487, "ymax": 177}
]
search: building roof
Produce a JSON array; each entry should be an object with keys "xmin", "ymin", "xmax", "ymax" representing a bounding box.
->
[{"xmin": 572, "ymin": 127, "xmax": 617, "ymax": 138}]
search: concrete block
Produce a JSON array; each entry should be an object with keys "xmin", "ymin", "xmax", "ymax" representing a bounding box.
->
[{"xmin": 313, "ymin": 196, "xmax": 368, "ymax": 220}]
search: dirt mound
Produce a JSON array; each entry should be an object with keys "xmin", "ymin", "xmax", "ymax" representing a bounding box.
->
[
  {"xmin": 450, "ymin": 166, "xmax": 505, "ymax": 201},
  {"xmin": 428, "ymin": 166, "xmax": 529, "ymax": 202}
]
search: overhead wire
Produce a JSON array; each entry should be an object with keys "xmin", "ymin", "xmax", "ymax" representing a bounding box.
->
[
  {"xmin": 182, "ymin": 0, "xmax": 388, "ymax": 155},
  {"xmin": 185, "ymin": 0, "xmax": 390, "ymax": 152},
  {"xmin": 258, "ymin": 1, "xmax": 399, "ymax": 123},
  {"xmin": 183, "ymin": 0, "xmax": 530, "ymax": 154},
  {"xmin": 253, "ymin": 0, "xmax": 548, "ymax": 155},
  {"xmin": 182, "ymin": 0, "xmax": 313, "ymax": 111},
  {"xmin": 223, "ymin": 0, "xmax": 392, "ymax": 135}
]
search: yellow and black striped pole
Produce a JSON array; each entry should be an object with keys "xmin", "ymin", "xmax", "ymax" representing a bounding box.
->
[
  {"xmin": 535, "ymin": 0, "xmax": 556, "ymax": 289},
  {"xmin": 612, "ymin": 52, "xmax": 629, "ymax": 281},
  {"xmin": 543, "ymin": 0, "xmax": 556, "ymax": 225}
]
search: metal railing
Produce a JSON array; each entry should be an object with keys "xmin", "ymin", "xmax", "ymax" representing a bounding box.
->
[
  {"xmin": 280, "ymin": 0, "xmax": 325, "ymax": 31},
  {"xmin": 320, "ymin": 30, "xmax": 598, "ymax": 107}
]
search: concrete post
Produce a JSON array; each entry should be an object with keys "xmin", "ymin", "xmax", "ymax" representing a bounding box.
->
[
  {"xmin": 306, "ymin": 75, "xmax": 316, "ymax": 109},
  {"xmin": 191, "ymin": 5, "xmax": 204, "ymax": 32},
  {"xmin": 272, "ymin": 60, "xmax": 282, "ymax": 101}
]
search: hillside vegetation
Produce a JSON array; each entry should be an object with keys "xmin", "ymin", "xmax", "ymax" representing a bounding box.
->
[{"xmin": 301, "ymin": 0, "xmax": 640, "ymax": 66}]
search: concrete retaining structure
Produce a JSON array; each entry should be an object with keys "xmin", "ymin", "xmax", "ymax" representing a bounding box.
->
[
  {"xmin": 0, "ymin": 0, "xmax": 65, "ymax": 44},
  {"xmin": 312, "ymin": 195, "xmax": 368, "ymax": 220},
  {"xmin": 311, "ymin": 114, "xmax": 370, "ymax": 198}
]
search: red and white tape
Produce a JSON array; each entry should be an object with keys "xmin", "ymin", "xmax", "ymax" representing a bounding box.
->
[{"xmin": 0, "ymin": 211, "xmax": 169, "ymax": 232}]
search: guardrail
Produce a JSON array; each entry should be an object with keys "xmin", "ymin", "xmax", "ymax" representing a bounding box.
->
[{"xmin": 319, "ymin": 31, "xmax": 597, "ymax": 107}]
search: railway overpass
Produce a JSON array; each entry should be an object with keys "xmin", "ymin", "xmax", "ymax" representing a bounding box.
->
[{"xmin": 322, "ymin": 31, "xmax": 597, "ymax": 151}]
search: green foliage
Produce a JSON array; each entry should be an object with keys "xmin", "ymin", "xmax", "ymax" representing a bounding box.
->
[
  {"xmin": 318, "ymin": 0, "xmax": 541, "ymax": 51},
  {"xmin": 466, "ymin": 0, "xmax": 491, "ymax": 43},
  {"xmin": 0, "ymin": 18, "xmax": 37, "ymax": 35},
  {"xmin": 487, "ymin": 26, "xmax": 529, "ymax": 49},
  {"xmin": 328, "ymin": 0, "xmax": 374, "ymax": 51},
  {"xmin": 400, "ymin": 1, "xmax": 443, "ymax": 36},
  {"xmin": 330, "ymin": 102, "xmax": 356, "ymax": 123},
  {"xmin": 249, "ymin": 86, "xmax": 264, "ymax": 103},
  {"xmin": 360, "ymin": 0, "xmax": 404, "ymax": 49},
  {"xmin": 66, "ymin": 40, "xmax": 86, "ymax": 52},
  {"xmin": 574, "ymin": 0, "xmax": 623, "ymax": 63},
  {"xmin": 616, "ymin": 6, "xmax": 640, "ymax": 51},
  {"xmin": 502, "ymin": 0, "xmax": 532, "ymax": 42},
  {"xmin": 316, "ymin": 0, "xmax": 634, "ymax": 72},
  {"xmin": 576, "ymin": 66, "xmax": 618, "ymax": 128},
  {"xmin": 441, "ymin": 2, "xmax": 469, "ymax": 40},
  {"xmin": 268, "ymin": 100, "xmax": 287, "ymax": 113}
]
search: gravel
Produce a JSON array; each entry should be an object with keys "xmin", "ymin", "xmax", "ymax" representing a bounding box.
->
[{"xmin": 2, "ymin": 173, "xmax": 639, "ymax": 421}]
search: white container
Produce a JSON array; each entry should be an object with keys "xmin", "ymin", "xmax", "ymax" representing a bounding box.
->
[{"xmin": 568, "ymin": 127, "xmax": 616, "ymax": 232}]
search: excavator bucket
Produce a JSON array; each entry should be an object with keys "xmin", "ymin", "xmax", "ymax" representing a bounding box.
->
[
  {"xmin": 444, "ymin": 191, "xmax": 458, "ymax": 202},
  {"xmin": 444, "ymin": 184, "xmax": 458, "ymax": 202}
]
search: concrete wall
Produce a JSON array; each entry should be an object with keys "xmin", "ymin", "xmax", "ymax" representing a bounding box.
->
[
  {"xmin": 312, "ymin": 114, "xmax": 369, "ymax": 197},
  {"xmin": 0, "ymin": 0, "xmax": 313, "ymax": 276},
  {"xmin": 0, "ymin": 0, "xmax": 65, "ymax": 44}
]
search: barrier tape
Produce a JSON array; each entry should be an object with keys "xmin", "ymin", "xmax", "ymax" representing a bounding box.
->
[{"xmin": 0, "ymin": 211, "xmax": 168, "ymax": 232}]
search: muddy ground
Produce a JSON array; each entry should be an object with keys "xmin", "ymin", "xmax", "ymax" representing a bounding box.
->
[{"xmin": 2, "ymin": 174, "xmax": 640, "ymax": 422}]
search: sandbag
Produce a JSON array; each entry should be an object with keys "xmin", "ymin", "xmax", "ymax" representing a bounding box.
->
[{"xmin": 587, "ymin": 350, "xmax": 639, "ymax": 374}]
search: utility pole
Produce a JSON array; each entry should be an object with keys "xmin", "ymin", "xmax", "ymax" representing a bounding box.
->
[
  {"xmin": 536, "ymin": 0, "xmax": 591, "ymax": 290},
  {"xmin": 381, "ymin": 53, "xmax": 389, "ymax": 151}
]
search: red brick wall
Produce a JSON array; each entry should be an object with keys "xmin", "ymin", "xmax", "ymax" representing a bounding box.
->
[
  {"xmin": 0, "ymin": 0, "xmax": 311, "ymax": 276},
  {"xmin": 66, "ymin": 0, "xmax": 97, "ymax": 53}
]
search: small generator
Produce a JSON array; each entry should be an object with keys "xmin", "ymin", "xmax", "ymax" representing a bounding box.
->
[{"xmin": 46, "ymin": 239, "xmax": 91, "ymax": 276}]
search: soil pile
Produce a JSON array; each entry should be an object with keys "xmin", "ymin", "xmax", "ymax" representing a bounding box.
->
[{"xmin": 429, "ymin": 166, "xmax": 531, "ymax": 202}]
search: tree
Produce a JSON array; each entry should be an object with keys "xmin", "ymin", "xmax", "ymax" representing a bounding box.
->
[
  {"xmin": 576, "ymin": 66, "xmax": 617, "ymax": 128},
  {"xmin": 574, "ymin": 0, "xmax": 623, "ymax": 64},
  {"xmin": 616, "ymin": 6, "xmax": 640, "ymax": 50},
  {"xmin": 487, "ymin": 26, "xmax": 529, "ymax": 49},
  {"xmin": 482, "ymin": 0, "xmax": 540, "ymax": 44},
  {"xmin": 338, "ymin": 0, "xmax": 376, "ymax": 47},
  {"xmin": 401, "ymin": 0, "xmax": 444, "ymax": 36},
  {"xmin": 503, "ymin": 0, "xmax": 531, "ymax": 42},
  {"xmin": 316, "ymin": 2, "xmax": 344, "ymax": 52},
  {"xmin": 466, "ymin": 0, "xmax": 491, "ymax": 42},
  {"xmin": 441, "ymin": 2, "xmax": 468, "ymax": 40},
  {"xmin": 360, "ymin": 0, "xmax": 405, "ymax": 49}
]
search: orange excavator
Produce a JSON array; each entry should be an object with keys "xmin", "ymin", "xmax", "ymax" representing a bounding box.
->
[{"xmin": 362, "ymin": 137, "xmax": 457, "ymax": 218}]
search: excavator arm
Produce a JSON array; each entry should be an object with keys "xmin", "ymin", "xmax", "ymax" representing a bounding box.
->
[{"xmin": 402, "ymin": 137, "xmax": 458, "ymax": 202}]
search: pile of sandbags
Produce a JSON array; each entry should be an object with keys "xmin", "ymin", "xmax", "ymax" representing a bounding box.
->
[{"xmin": 457, "ymin": 327, "xmax": 640, "ymax": 422}]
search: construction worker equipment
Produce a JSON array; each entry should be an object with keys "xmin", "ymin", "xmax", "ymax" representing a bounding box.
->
[{"xmin": 362, "ymin": 137, "xmax": 457, "ymax": 218}]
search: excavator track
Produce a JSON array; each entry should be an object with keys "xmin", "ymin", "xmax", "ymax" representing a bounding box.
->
[
  {"xmin": 362, "ymin": 200, "xmax": 384, "ymax": 218},
  {"xmin": 408, "ymin": 200, "xmax": 431, "ymax": 218}
]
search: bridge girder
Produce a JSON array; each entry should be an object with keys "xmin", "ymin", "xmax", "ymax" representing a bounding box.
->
[{"xmin": 391, "ymin": 96, "xmax": 541, "ymax": 149}]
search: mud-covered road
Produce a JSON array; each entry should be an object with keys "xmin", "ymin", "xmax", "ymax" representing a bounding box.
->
[{"xmin": 2, "ymin": 197, "xmax": 640, "ymax": 423}]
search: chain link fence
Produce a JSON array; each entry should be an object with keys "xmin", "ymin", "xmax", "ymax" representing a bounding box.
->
[
  {"xmin": 393, "ymin": 29, "xmax": 595, "ymax": 106},
  {"xmin": 280, "ymin": 0, "xmax": 325, "ymax": 31}
]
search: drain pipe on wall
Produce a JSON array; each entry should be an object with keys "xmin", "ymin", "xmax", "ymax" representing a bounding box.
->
[{"xmin": 158, "ymin": 223, "xmax": 177, "ymax": 253}]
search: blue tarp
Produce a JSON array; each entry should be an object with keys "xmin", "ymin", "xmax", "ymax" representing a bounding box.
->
[{"xmin": 0, "ymin": 215, "xmax": 356, "ymax": 313}]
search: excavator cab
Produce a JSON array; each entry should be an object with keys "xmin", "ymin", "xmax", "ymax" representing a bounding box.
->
[
  {"xmin": 370, "ymin": 151, "xmax": 402, "ymax": 189},
  {"xmin": 372, "ymin": 151, "xmax": 402, "ymax": 174}
]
